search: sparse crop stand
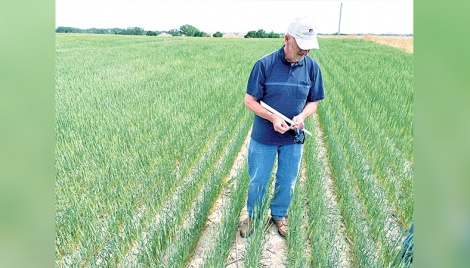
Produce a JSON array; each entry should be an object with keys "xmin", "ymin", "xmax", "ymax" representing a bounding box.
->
[{"xmin": 56, "ymin": 34, "xmax": 413, "ymax": 267}]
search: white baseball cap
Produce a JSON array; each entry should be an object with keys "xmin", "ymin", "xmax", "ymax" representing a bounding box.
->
[{"xmin": 287, "ymin": 16, "xmax": 319, "ymax": 50}]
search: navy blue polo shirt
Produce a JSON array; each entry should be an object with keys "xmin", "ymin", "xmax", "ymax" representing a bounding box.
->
[{"xmin": 246, "ymin": 45, "xmax": 324, "ymax": 145}]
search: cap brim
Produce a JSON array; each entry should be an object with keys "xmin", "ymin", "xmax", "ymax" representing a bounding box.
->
[{"xmin": 296, "ymin": 38, "xmax": 319, "ymax": 50}]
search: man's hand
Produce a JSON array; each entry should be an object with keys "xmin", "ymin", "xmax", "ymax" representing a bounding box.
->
[
  {"xmin": 245, "ymin": 94, "xmax": 290, "ymax": 134},
  {"xmin": 292, "ymin": 114, "xmax": 306, "ymax": 130},
  {"xmin": 272, "ymin": 116, "xmax": 290, "ymax": 134}
]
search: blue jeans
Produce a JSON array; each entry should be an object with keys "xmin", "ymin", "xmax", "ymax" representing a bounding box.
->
[{"xmin": 247, "ymin": 138, "xmax": 303, "ymax": 221}]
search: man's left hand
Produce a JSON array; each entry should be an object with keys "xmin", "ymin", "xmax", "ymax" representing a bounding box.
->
[{"xmin": 292, "ymin": 115, "xmax": 305, "ymax": 130}]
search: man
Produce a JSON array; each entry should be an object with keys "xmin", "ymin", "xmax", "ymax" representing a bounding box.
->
[{"xmin": 240, "ymin": 16, "xmax": 324, "ymax": 238}]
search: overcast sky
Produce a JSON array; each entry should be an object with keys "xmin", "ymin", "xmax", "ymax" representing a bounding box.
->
[{"xmin": 56, "ymin": 0, "xmax": 413, "ymax": 34}]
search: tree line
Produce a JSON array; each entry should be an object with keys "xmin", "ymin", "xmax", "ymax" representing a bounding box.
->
[
  {"xmin": 56, "ymin": 26, "xmax": 149, "ymax": 35},
  {"xmin": 244, "ymin": 29, "xmax": 281, "ymax": 38},
  {"xmin": 56, "ymin": 25, "xmax": 282, "ymax": 38}
]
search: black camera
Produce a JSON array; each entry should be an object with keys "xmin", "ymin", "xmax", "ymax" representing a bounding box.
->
[{"xmin": 288, "ymin": 128, "xmax": 305, "ymax": 144}]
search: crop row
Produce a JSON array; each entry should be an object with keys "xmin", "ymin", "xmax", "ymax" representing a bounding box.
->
[
  {"xmin": 304, "ymin": 38, "xmax": 413, "ymax": 266},
  {"xmin": 56, "ymin": 35, "xmax": 412, "ymax": 267},
  {"xmin": 55, "ymin": 35, "xmax": 279, "ymax": 266},
  {"xmin": 257, "ymin": 38, "xmax": 413, "ymax": 267}
]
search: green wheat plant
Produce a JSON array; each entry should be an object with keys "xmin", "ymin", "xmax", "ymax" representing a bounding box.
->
[{"xmin": 56, "ymin": 34, "xmax": 412, "ymax": 267}]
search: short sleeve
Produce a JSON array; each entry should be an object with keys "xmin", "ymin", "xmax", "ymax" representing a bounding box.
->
[
  {"xmin": 308, "ymin": 61, "xmax": 325, "ymax": 102},
  {"xmin": 246, "ymin": 60, "xmax": 267, "ymax": 100}
]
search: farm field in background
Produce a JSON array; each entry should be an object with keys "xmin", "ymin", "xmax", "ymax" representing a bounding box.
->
[
  {"xmin": 322, "ymin": 34, "xmax": 413, "ymax": 53},
  {"xmin": 56, "ymin": 34, "xmax": 413, "ymax": 267}
]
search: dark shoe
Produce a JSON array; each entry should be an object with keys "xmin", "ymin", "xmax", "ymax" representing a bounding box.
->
[
  {"xmin": 273, "ymin": 218, "xmax": 288, "ymax": 237},
  {"xmin": 240, "ymin": 218, "xmax": 253, "ymax": 238}
]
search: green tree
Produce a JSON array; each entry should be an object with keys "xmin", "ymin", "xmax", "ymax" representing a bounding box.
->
[
  {"xmin": 267, "ymin": 31, "xmax": 281, "ymax": 38},
  {"xmin": 180, "ymin": 24, "xmax": 209, "ymax": 37},
  {"xmin": 255, "ymin": 29, "xmax": 267, "ymax": 38},
  {"xmin": 168, "ymin": 29, "xmax": 182, "ymax": 36},
  {"xmin": 110, "ymin": 28, "xmax": 125, "ymax": 34},
  {"xmin": 180, "ymin": 24, "xmax": 199, "ymax": 37},
  {"xmin": 125, "ymin": 27, "xmax": 145, "ymax": 35},
  {"xmin": 56, "ymin": 26, "xmax": 82, "ymax": 33},
  {"xmin": 244, "ymin": 30, "xmax": 257, "ymax": 38},
  {"xmin": 196, "ymin": 31, "xmax": 210, "ymax": 37},
  {"xmin": 213, "ymin": 31, "xmax": 223, "ymax": 38},
  {"xmin": 244, "ymin": 29, "xmax": 281, "ymax": 38}
]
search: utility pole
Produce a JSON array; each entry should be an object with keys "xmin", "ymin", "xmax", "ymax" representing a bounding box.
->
[{"xmin": 337, "ymin": 2, "xmax": 343, "ymax": 35}]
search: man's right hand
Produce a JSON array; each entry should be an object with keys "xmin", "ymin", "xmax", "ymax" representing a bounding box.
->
[
  {"xmin": 244, "ymin": 94, "xmax": 291, "ymax": 134},
  {"xmin": 272, "ymin": 116, "xmax": 290, "ymax": 134}
]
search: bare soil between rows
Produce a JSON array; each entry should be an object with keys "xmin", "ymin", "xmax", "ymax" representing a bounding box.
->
[
  {"xmin": 187, "ymin": 114, "xmax": 351, "ymax": 267},
  {"xmin": 187, "ymin": 130, "xmax": 290, "ymax": 267}
]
